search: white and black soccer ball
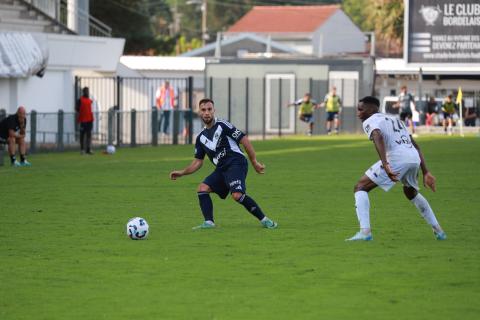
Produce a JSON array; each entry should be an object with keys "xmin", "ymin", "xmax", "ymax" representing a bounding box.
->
[
  {"xmin": 106, "ymin": 145, "xmax": 116, "ymax": 155},
  {"xmin": 126, "ymin": 217, "xmax": 149, "ymax": 240}
]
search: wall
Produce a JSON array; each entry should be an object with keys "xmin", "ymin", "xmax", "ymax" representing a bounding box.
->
[
  {"xmin": 313, "ymin": 10, "xmax": 365, "ymax": 56},
  {"xmin": 16, "ymin": 70, "xmax": 74, "ymax": 113}
]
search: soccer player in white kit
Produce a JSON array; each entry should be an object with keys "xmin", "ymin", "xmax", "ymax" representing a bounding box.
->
[{"xmin": 346, "ymin": 96, "xmax": 447, "ymax": 241}]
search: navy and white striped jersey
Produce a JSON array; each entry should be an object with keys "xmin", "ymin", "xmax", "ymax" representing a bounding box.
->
[{"xmin": 194, "ymin": 118, "xmax": 246, "ymax": 168}]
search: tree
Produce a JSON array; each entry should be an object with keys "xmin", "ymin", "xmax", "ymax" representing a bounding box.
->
[
  {"xmin": 343, "ymin": 0, "xmax": 404, "ymax": 57},
  {"xmin": 90, "ymin": 0, "xmax": 175, "ymax": 55}
]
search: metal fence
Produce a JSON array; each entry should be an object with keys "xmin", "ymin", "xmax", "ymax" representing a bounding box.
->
[
  {"xmin": 207, "ymin": 76, "xmax": 362, "ymax": 136},
  {"xmin": 1, "ymin": 75, "xmax": 363, "ymax": 157},
  {"xmin": 17, "ymin": 109, "xmax": 197, "ymax": 152}
]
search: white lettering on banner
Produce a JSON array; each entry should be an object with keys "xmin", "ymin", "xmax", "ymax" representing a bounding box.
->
[{"xmin": 455, "ymin": 3, "xmax": 480, "ymax": 16}]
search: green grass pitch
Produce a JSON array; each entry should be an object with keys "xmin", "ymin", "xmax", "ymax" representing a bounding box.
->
[{"xmin": 1, "ymin": 135, "xmax": 479, "ymax": 319}]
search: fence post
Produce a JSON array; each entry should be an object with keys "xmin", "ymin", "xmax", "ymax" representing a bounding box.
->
[
  {"xmin": 172, "ymin": 109, "xmax": 179, "ymax": 145},
  {"xmin": 108, "ymin": 108, "xmax": 114, "ymax": 146},
  {"xmin": 131, "ymin": 109, "xmax": 136, "ymax": 147},
  {"xmin": 209, "ymin": 76, "xmax": 213, "ymax": 99},
  {"xmin": 115, "ymin": 110, "xmax": 121, "ymax": 147},
  {"xmin": 245, "ymin": 77, "xmax": 249, "ymax": 135},
  {"xmin": 228, "ymin": 77, "xmax": 232, "ymax": 122},
  {"xmin": 188, "ymin": 76, "xmax": 194, "ymax": 144},
  {"xmin": 262, "ymin": 77, "xmax": 266, "ymax": 140},
  {"xmin": 0, "ymin": 109, "xmax": 5, "ymax": 166},
  {"xmin": 116, "ymin": 76, "xmax": 122, "ymax": 146},
  {"xmin": 57, "ymin": 109, "xmax": 64, "ymax": 151},
  {"xmin": 279, "ymin": 78, "xmax": 282, "ymax": 137},
  {"xmin": 30, "ymin": 110, "xmax": 37, "ymax": 153},
  {"xmin": 74, "ymin": 76, "xmax": 80, "ymax": 141},
  {"xmin": 151, "ymin": 107, "xmax": 158, "ymax": 146}
]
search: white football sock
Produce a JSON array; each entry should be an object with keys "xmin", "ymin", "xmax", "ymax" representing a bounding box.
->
[
  {"xmin": 411, "ymin": 193, "xmax": 439, "ymax": 227},
  {"xmin": 355, "ymin": 191, "xmax": 370, "ymax": 230}
]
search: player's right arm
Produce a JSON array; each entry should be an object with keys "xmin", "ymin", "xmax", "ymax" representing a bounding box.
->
[
  {"xmin": 411, "ymin": 137, "xmax": 436, "ymax": 192},
  {"xmin": 371, "ymin": 129, "xmax": 399, "ymax": 182},
  {"xmin": 288, "ymin": 98, "xmax": 301, "ymax": 107},
  {"xmin": 170, "ymin": 158, "xmax": 203, "ymax": 180},
  {"xmin": 7, "ymin": 118, "xmax": 24, "ymax": 139}
]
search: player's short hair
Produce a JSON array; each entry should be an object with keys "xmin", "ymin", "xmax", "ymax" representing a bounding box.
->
[
  {"xmin": 199, "ymin": 98, "xmax": 214, "ymax": 107},
  {"xmin": 359, "ymin": 96, "xmax": 380, "ymax": 109},
  {"xmin": 401, "ymin": 85, "xmax": 407, "ymax": 90}
]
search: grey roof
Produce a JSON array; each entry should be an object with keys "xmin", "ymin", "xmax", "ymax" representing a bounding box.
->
[{"xmin": 181, "ymin": 33, "xmax": 303, "ymax": 57}]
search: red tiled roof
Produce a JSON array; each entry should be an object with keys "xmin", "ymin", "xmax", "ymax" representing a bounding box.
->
[{"xmin": 227, "ymin": 5, "xmax": 340, "ymax": 33}]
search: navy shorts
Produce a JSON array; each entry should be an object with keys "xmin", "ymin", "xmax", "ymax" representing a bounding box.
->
[
  {"xmin": 443, "ymin": 112, "xmax": 454, "ymax": 120},
  {"xmin": 326, "ymin": 111, "xmax": 339, "ymax": 121},
  {"xmin": 203, "ymin": 162, "xmax": 248, "ymax": 199},
  {"xmin": 400, "ymin": 111, "xmax": 412, "ymax": 122},
  {"xmin": 299, "ymin": 114, "xmax": 314, "ymax": 123}
]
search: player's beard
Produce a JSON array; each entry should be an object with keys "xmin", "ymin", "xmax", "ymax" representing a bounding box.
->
[{"xmin": 203, "ymin": 117, "xmax": 213, "ymax": 126}]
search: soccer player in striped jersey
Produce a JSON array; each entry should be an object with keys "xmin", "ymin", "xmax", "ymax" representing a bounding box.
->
[
  {"xmin": 169, "ymin": 98, "xmax": 277, "ymax": 230},
  {"xmin": 347, "ymin": 96, "xmax": 446, "ymax": 241}
]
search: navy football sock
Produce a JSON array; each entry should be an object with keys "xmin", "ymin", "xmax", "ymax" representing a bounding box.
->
[
  {"xmin": 198, "ymin": 192, "xmax": 214, "ymax": 222},
  {"xmin": 238, "ymin": 194, "xmax": 265, "ymax": 221},
  {"xmin": 10, "ymin": 155, "xmax": 16, "ymax": 164}
]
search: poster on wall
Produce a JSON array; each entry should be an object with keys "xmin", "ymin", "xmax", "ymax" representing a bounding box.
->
[{"xmin": 405, "ymin": 0, "xmax": 480, "ymax": 64}]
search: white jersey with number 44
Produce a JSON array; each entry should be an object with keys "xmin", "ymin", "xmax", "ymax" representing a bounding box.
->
[{"xmin": 362, "ymin": 113, "xmax": 420, "ymax": 164}]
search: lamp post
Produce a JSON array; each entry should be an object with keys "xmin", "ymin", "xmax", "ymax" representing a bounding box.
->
[{"xmin": 187, "ymin": 0, "xmax": 208, "ymax": 46}]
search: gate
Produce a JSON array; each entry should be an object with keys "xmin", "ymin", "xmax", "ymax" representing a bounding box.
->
[{"xmin": 75, "ymin": 76, "xmax": 194, "ymax": 146}]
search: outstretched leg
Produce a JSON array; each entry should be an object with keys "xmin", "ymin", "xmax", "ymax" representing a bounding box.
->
[
  {"xmin": 232, "ymin": 192, "xmax": 277, "ymax": 229},
  {"xmin": 404, "ymin": 186, "xmax": 446, "ymax": 239}
]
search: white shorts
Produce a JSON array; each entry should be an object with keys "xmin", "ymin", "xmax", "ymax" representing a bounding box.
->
[{"xmin": 365, "ymin": 160, "xmax": 420, "ymax": 192}]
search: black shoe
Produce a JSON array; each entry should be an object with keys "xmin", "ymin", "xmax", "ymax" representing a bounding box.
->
[{"xmin": 86, "ymin": 151, "xmax": 94, "ymax": 155}]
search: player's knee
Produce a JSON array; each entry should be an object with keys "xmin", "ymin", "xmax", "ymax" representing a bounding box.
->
[
  {"xmin": 197, "ymin": 183, "xmax": 211, "ymax": 193},
  {"xmin": 7, "ymin": 136, "xmax": 15, "ymax": 144},
  {"xmin": 354, "ymin": 183, "xmax": 364, "ymax": 193},
  {"xmin": 231, "ymin": 192, "xmax": 244, "ymax": 202},
  {"xmin": 403, "ymin": 186, "xmax": 417, "ymax": 200}
]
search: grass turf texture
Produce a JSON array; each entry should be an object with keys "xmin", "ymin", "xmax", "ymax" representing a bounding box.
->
[{"xmin": 1, "ymin": 135, "xmax": 479, "ymax": 320}]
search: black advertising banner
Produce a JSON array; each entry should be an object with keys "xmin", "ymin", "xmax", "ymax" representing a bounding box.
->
[{"xmin": 406, "ymin": 0, "xmax": 480, "ymax": 63}]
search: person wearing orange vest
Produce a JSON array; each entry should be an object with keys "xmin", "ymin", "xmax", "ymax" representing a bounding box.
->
[
  {"xmin": 156, "ymin": 81, "xmax": 176, "ymax": 135},
  {"xmin": 76, "ymin": 87, "xmax": 94, "ymax": 155}
]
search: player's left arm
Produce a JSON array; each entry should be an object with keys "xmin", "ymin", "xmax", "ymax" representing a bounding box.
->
[
  {"xmin": 411, "ymin": 137, "xmax": 436, "ymax": 192},
  {"xmin": 240, "ymin": 136, "xmax": 265, "ymax": 174},
  {"xmin": 371, "ymin": 129, "xmax": 399, "ymax": 182}
]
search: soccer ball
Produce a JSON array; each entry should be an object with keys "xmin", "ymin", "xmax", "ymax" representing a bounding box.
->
[
  {"xmin": 106, "ymin": 145, "xmax": 116, "ymax": 154},
  {"xmin": 126, "ymin": 217, "xmax": 149, "ymax": 240}
]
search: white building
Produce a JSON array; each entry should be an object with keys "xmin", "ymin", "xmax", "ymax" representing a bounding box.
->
[{"xmin": 0, "ymin": 0, "xmax": 124, "ymax": 114}]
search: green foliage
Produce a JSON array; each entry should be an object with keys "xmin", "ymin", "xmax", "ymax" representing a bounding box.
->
[
  {"xmin": 175, "ymin": 35, "xmax": 202, "ymax": 55},
  {"xmin": 343, "ymin": 0, "xmax": 404, "ymax": 56},
  {"xmin": 1, "ymin": 136, "xmax": 479, "ymax": 319},
  {"xmin": 342, "ymin": 0, "xmax": 373, "ymax": 31}
]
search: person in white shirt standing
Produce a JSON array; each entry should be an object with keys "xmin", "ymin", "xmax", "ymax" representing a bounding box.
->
[{"xmin": 346, "ymin": 96, "xmax": 446, "ymax": 241}]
